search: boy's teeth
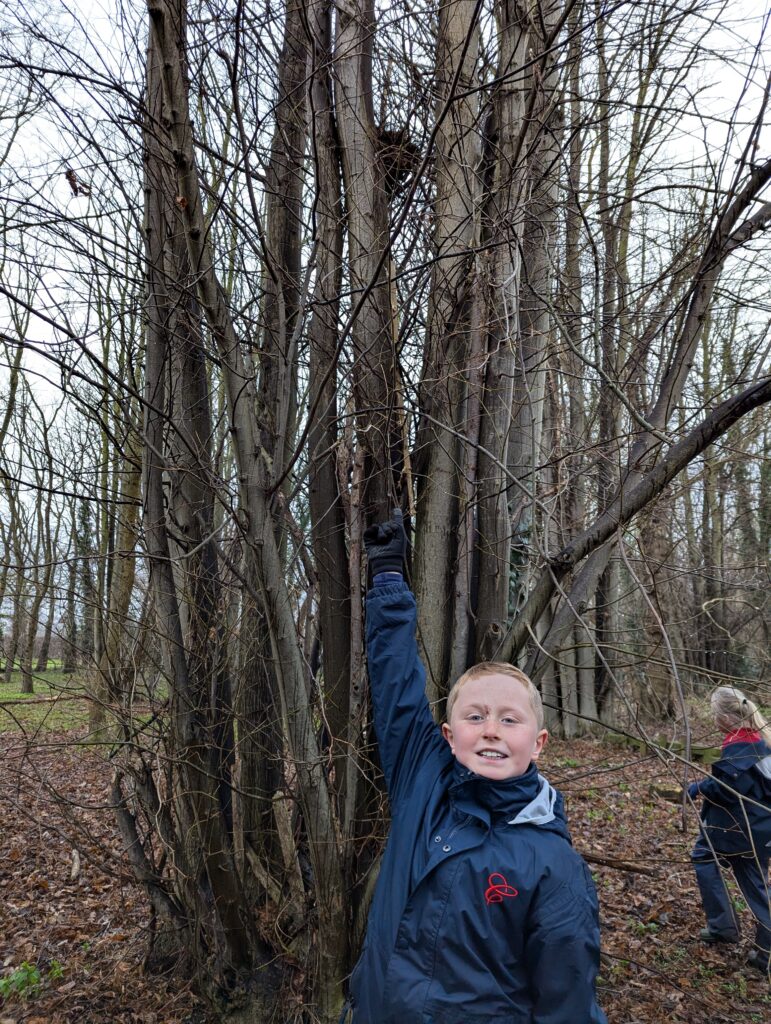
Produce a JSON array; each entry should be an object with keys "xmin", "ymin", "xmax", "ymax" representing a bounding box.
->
[{"xmin": 480, "ymin": 751, "xmax": 504, "ymax": 759}]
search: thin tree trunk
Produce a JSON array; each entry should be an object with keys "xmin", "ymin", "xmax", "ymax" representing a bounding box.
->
[
  {"xmin": 90, "ymin": 412, "xmax": 141, "ymax": 740},
  {"xmin": 19, "ymin": 531, "xmax": 47, "ymax": 694},
  {"xmin": 258, "ymin": 0, "xmax": 305, "ymax": 492},
  {"xmin": 557, "ymin": 0, "xmax": 595, "ymax": 734},
  {"xmin": 592, "ymin": 1, "xmax": 622, "ymax": 709},
  {"xmin": 61, "ymin": 527, "xmax": 78, "ymax": 675},
  {"xmin": 35, "ymin": 585, "xmax": 56, "ymax": 672},
  {"xmin": 76, "ymin": 501, "xmax": 98, "ymax": 667},
  {"xmin": 475, "ymin": 0, "xmax": 529, "ymax": 659},
  {"xmin": 638, "ymin": 496, "xmax": 683, "ymax": 716},
  {"xmin": 507, "ymin": 0, "xmax": 561, "ymax": 620},
  {"xmin": 4, "ymin": 586, "xmax": 24, "ymax": 688},
  {"xmin": 334, "ymin": 0, "xmax": 399, "ymax": 519},
  {"xmin": 305, "ymin": 0, "xmax": 352, "ymax": 809},
  {"xmin": 3, "ymin": 489, "xmax": 26, "ymax": 688},
  {"xmin": 448, "ymin": 283, "xmax": 486, "ymax": 686},
  {"xmin": 413, "ymin": 0, "xmax": 480, "ymax": 699}
]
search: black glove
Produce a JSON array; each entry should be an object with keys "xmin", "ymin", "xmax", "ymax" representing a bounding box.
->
[{"xmin": 363, "ymin": 508, "xmax": 407, "ymax": 576}]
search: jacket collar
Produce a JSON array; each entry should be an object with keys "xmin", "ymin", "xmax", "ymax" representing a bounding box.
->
[
  {"xmin": 723, "ymin": 728, "xmax": 761, "ymax": 746},
  {"xmin": 717, "ymin": 737, "xmax": 771, "ymax": 777},
  {"xmin": 448, "ymin": 761, "xmax": 565, "ymax": 832}
]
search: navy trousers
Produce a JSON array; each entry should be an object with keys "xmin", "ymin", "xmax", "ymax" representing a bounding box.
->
[{"xmin": 691, "ymin": 833, "xmax": 771, "ymax": 952}]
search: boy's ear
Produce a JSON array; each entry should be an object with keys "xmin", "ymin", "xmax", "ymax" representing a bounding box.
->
[
  {"xmin": 532, "ymin": 729, "xmax": 548, "ymax": 761},
  {"xmin": 441, "ymin": 722, "xmax": 454, "ymax": 752}
]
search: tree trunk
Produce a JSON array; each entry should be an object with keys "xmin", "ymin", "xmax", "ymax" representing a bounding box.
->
[
  {"xmin": 258, "ymin": 0, "xmax": 305, "ymax": 493},
  {"xmin": 305, "ymin": 0, "xmax": 352, "ymax": 809},
  {"xmin": 35, "ymin": 585, "xmax": 56, "ymax": 672},
  {"xmin": 413, "ymin": 0, "xmax": 480, "ymax": 699},
  {"xmin": 507, "ymin": 0, "xmax": 561, "ymax": 621},
  {"xmin": 146, "ymin": 2, "xmax": 348, "ymax": 1015},
  {"xmin": 4, "ymin": 588, "xmax": 24, "ymax": 688},
  {"xmin": 637, "ymin": 496, "xmax": 684, "ymax": 716},
  {"xmin": 475, "ymin": 0, "xmax": 529, "ymax": 659},
  {"xmin": 141, "ymin": 2, "xmax": 279, "ymax": 1005},
  {"xmin": 334, "ymin": 0, "xmax": 400, "ymax": 520},
  {"xmin": 61, "ymin": 526, "xmax": 78, "ymax": 675},
  {"xmin": 2, "ymin": 491, "xmax": 26, "ymax": 689},
  {"xmin": 558, "ymin": 1, "xmax": 596, "ymax": 735},
  {"xmin": 90, "ymin": 414, "xmax": 141, "ymax": 740}
]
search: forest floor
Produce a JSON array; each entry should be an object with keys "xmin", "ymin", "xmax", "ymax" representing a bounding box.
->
[{"xmin": 1, "ymin": 722, "xmax": 770, "ymax": 1024}]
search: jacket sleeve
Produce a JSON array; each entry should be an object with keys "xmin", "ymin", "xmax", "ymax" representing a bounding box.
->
[
  {"xmin": 697, "ymin": 775, "xmax": 727, "ymax": 804},
  {"xmin": 699, "ymin": 759, "xmax": 741, "ymax": 806},
  {"xmin": 366, "ymin": 581, "xmax": 449, "ymax": 804},
  {"xmin": 525, "ymin": 859, "xmax": 607, "ymax": 1024}
]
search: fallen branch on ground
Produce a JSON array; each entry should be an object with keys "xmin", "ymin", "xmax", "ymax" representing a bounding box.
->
[{"xmin": 579, "ymin": 850, "xmax": 658, "ymax": 875}]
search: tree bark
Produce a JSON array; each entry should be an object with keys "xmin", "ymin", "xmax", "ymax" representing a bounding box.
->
[
  {"xmin": 413, "ymin": 0, "xmax": 480, "ymax": 699},
  {"xmin": 334, "ymin": 0, "xmax": 400, "ymax": 520},
  {"xmin": 35, "ymin": 584, "xmax": 56, "ymax": 672},
  {"xmin": 305, "ymin": 0, "xmax": 352, "ymax": 806},
  {"xmin": 258, "ymin": 0, "xmax": 305, "ymax": 492},
  {"xmin": 142, "ymin": 0, "xmax": 273, "ymax": 994},
  {"xmin": 146, "ymin": 2, "xmax": 347, "ymax": 1014},
  {"xmin": 475, "ymin": 0, "xmax": 530, "ymax": 659},
  {"xmin": 507, "ymin": 0, "xmax": 561, "ymax": 620}
]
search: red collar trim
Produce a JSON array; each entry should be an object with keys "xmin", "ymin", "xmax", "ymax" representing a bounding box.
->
[{"xmin": 723, "ymin": 728, "xmax": 761, "ymax": 746}]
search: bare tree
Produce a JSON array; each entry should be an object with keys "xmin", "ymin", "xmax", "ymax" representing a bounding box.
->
[{"xmin": 0, "ymin": 0, "xmax": 769, "ymax": 1020}]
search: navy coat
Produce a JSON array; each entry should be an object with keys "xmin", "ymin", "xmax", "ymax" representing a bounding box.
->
[
  {"xmin": 695, "ymin": 736, "xmax": 771, "ymax": 857},
  {"xmin": 349, "ymin": 581, "xmax": 606, "ymax": 1024}
]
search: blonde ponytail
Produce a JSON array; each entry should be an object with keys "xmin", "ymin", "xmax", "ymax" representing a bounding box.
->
[{"xmin": 710, "ymin": 686, "xmax": 771, "ymax": 745}]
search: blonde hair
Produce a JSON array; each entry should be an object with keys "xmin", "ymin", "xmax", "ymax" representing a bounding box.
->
[
  {"xmin": 446, "ymin": 661, "xmax": 544, "ymax": 731},
  {"xmin": 710, "ymin": 686, "xmax": 771, "ymax": 744}
]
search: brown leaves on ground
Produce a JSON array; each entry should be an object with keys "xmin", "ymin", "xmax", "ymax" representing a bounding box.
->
[
  {"xmin": 0, "ymin": 732, "xmax": 769, "ymax": 1023},
  {"xmin": 0, "ymin": 733, "xmax": 202, "ymax": 1024}
]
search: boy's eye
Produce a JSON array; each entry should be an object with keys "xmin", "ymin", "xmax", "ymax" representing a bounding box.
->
[
  {"xmin": 467, "ymin": 713, "xmax": 484, "ymax": 722},
  {"xmin": 501, "ymin": 717, "xmax": 516, "ymax": 725}
]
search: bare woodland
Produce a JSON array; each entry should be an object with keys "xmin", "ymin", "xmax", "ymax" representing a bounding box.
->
[{"xmin": 0, "ymin": 0, "xmax": 769, "ymax": 1020}]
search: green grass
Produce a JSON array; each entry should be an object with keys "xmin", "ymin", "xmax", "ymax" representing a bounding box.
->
[{"xmin": 0, "ymin": 668, "xmax": 90, "ymax": 733}]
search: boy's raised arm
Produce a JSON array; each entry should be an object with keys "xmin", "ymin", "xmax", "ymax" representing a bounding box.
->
[{"xmin": 364, "ymin": 511, "xmax": 448, "ymax": 801}]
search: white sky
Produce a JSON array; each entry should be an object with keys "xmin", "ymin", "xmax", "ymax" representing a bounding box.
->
[{"xmin": 1, "ymin": 0, "xmax": 770, "ymax": 416}]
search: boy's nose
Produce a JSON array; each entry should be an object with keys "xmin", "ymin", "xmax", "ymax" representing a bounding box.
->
[{"xmin": 482, "ymin": 719, "xmax": 500, "ymax": 738}]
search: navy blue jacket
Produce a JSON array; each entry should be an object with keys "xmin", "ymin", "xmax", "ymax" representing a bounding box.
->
[
  {"xmin": 349, "ymin": 582, "xmax": 607, "ymax": 1024},
  {"xmin": 694, "ymin": 734, "xmax": 771, "ymax": 857}
]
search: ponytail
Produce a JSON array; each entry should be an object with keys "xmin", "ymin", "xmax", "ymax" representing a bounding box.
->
[{"xmin": 710, "ymin": 686, "xmax": 771, "ymax": 745}]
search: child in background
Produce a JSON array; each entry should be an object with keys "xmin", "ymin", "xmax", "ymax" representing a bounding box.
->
[
  {"xmin": 346, "ymin": 510, "xmax": 607, "ymax": 1023},
  {"xmin": 688, "ymin": 686, "xmax": 771, "ymax": 972}
]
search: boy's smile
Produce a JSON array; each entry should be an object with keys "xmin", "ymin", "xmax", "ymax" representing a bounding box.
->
[{"xmin": 441, "ymin": 674, "xmax": 548, "ymax": 780}]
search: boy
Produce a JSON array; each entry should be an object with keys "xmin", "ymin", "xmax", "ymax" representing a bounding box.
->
[{"xmin": 347, "ymin": 511, "xmax": 607, "ymax": 1023}]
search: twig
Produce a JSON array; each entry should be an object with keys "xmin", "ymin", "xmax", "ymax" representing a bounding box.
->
[{"xmin": 579, "ymin": 850, "xmax": 658, "ymax": 875}]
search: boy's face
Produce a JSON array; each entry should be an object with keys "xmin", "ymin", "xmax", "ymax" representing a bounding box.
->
[{"xmin": 441, "ymin": 674, "xmax": 548, "ymax": 780}]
